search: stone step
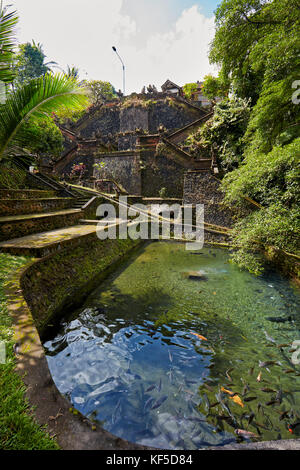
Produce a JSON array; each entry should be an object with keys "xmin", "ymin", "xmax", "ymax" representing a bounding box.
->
[
  {"xmin": 0, "ymin": 209, "xmax": 83, "ymax": 242},
  {"xmin": 0, "ymin": 197, "xmax": 75, "ymax": 217},
  {"xmin": 0, "ymin": 224, "xmax": 99, "ymax": 257},
  {"xmin": 0, "ymin": 189, "xmax": 57, "ymax": 200}
]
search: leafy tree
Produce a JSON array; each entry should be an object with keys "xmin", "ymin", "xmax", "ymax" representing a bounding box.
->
[
  {"xmin": 64, "ymin": 65, "xmax": 80, "ymax": 80},
  {"xmin": 84, "ymin": 80, "xmax": 117, "ymax": 105},
  {"xmin": 24, "ymin": 116, "xmax": 63, "ymax": 158},
  {"xmin": 206, "ymin": 0, "xmax": 300, "ymax": 273},
  {"xmin": 182, "ymin": 83, "xmax": 198, "ymax": 100},
  {"xmin": 185, "ymin": 96, "xmax": 251, "ymax": 171},
  {"xmin": 202, "ymin": 74, "xmax": 229, "ymax": 102},
  {"xmin": 210, "ymin": 0, "xmax": 300, "ymax": 104},
  {"xmin": 0, "ymin": 73, "xmax": 88, "ymax": 163},
  {"xmin": 13, "ymin": 41, "xmax": 56, "ymax": 85}
]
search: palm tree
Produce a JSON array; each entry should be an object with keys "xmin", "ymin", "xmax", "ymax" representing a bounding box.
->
[
  {"xmin": 0, "ymin": 1, "xmax": 18, "ymax": 83},
  {"xmin": 65, "ymin": 65, "xmax": 80, "ymax": 80},
  {"xmin": 0, "ymin": 73, "xmax": 88, "ymax": 161},
  {"xmin": 0, "ymin": 3, "xmax": 88, "ymax": 163}
]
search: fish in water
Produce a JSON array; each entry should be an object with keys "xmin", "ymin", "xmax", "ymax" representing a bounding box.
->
[
  {"xmin": 267, "ymin": 316, "xmax": 294, "ymax": 323},
  {"xmin": 256, "ymin": 371, "xmax": 262, "ymax": 382},
  {"xmin": 151, "ymin": 395, "xmax": 168, "ymax": 410},
  {"xmin": 168, "ymin": 350, "xmax": 173, "ymax": 363},
  {"xmin": 266, "ymin": 400, "xmax": 278, "ymax": 406},
  {"xmin": 259, "ymin": 360, "xmax": 280, "ymax": 368},
  {"xmin": 248, "ymin": 412, "xmax": 255, "ymax": 426},
  {"xmin": 244, "ymin": 397, "xmax": 257, "ymax": 402},
  {"xmin": 261, "ymin": 388, "xmax": 277, "ymax": 393},
  {"xmin": 283, "ymin": 369, "xmax": 296, "ymax": 374},
  {"xmin": 146, "ymin": 384, "xmax": 156, "ymax": 393},
  {"xmin": 263, "ymin": 330, "xmax": 276, "ymax": 344},
  {"xmin": 234, "ymin": 429, "xmax": 258, "ymax": 439},
  {"xmin": 225, "ymin": 368, "xmax": 234, "ymax": 382},
  {"xmin": 157, "ymin": 378, "xmax": 162, "ymax": 392},
  {"xmin": 279, "ymin": 410, "xmax": 289, "ymax": 421},
  {"xmin": 276, "ymin": 389, "xmax": 283, "ymax": 404},
  {"xmin": 111, "ymin": 399, "xmax": 121, "ymax": 424},
  {"xmin": 166, "ymin": 370, "xmax": 173, "ymax": 383},
  {"xmin": 190, "ymin": 332, "xmax": 208, "ymax": 341},
  {"xmin": 288, "ymin": 422, "xmax": 300, "ymax": 435},
  {"xmin": 144, "ymin": 396, "xmax": 155, "ymax": 411}
]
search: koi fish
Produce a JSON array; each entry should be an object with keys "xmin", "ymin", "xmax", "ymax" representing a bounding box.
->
[
  {"xmin": 221, "ymin": 387, "xmax": 244, "ymax": 408},
  {"xmin": 190, "ymin": 332, "xmax": 208, "ymax": 341},
  {"xmin": 234, "ymin": 429, "xmax": 258, "ymax": 439}
]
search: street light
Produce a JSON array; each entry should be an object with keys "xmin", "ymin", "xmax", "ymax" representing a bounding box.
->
[{"xmin": 112, "ymin": 46, "xmax": 125, "ymax": 96}]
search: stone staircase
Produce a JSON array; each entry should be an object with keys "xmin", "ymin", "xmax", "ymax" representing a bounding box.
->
[
  {"xmin": 166, "ymin": 111, "xmax": 213, "ymax": 146},
  {"xmin": 0, "ymin": 185, "xmax": 103, "ymax": 257},
  {"xmin": 161, "ymin": 137, "xmax": 212, "ymax": 171}
]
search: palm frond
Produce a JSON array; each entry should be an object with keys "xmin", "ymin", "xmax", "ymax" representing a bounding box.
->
[
  {"xmin": 0, "ymin": 73, "xmax": 89, "ymax": 158},
  {"xmin": 0, "ymin": 2, "xmax": 18, "ymax": 82}
]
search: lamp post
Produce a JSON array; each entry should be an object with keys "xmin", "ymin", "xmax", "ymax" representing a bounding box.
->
[{"xmin": 112, "ymin": 46, "xmax": 125, "ymax": 96}]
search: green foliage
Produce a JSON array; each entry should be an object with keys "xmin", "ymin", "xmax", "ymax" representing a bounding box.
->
[
  {"xmin": 0, "ymin": 254, "xmax": 59, "ymax": 449},
  {"xmin": 13, "ymin": 41, "xmax": 56, "ymax": 86},
  {"xmin": 230, "ymin": 205, "xmax": 300, "ymax": 275},
  {"xmin": 64, "ymin": 65, "xmax": 80, "ymax": 80},
  {"xmin": 0, "ymin": 2, "xmax": 18, "ymax": 83},
  {"xmin": 185, "ymin": 96, "xmax": 251, "ymax": 171},
  {"xmin": 222, "ymin": 138, "xmax": 300, "ymax": 273},
  {"xmin": 0, "ymin": 73, "xmax": 89, "ymax": 161},
  {"xmin": 222, "ymin": 139, "xmax": 300, "ymax": 208},
  {"xmin": 0, "ymin": 165, "xmax": 27, "ymax": 188},
  {"xmin": 84, "ymin": 80, "xmax": 117, "ymax": 105},
  {"xmin": 159, "ymin": 187, "xmax": 168, "ymax": 198},
  {"xmin": 208, "ymin": 0, "xmax": 300, "ymax": 274},
  {"xmin": 23, "ymin": 116, "xmax": 63, "ymax": 157},
  {"xmin": 182, "ymin": 83, "xmax": 198, "ymax": 100},
  {"xmin": 210, "ymin": 0, "xmax": 300, "ymax": 104},
  {"xmin": 202, "ymin": 74, "xmax": 229, "ymax": 101}
]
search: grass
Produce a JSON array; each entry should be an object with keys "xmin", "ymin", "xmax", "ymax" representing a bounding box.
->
[{"xmin": 0, "ymin": 253, "xmax": 59, "ymax": 450}]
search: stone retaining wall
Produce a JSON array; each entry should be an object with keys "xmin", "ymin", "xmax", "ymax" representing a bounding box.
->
[
  {"xmin": 0, "ymin": 189, "xmax": 56, "ymax": 199},
  {"xmin": 21, "ymin": 237, "xmax": 142, "ymax": 338},
  {"xmin": 183, "ymin": 171, "xmax": 234, "ymax": 228}
]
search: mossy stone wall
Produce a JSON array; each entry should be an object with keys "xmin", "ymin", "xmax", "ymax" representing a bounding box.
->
[{"xmin": 21, "ymin": 237, "xmax": 142, "ymax": 339}]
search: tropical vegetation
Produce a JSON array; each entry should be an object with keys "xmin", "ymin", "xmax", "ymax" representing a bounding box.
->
[{"xmin": 194, "ymin": 0, "xmax": 300, "ymax": 274}]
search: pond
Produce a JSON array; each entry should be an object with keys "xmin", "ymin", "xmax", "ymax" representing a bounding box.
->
[{"xmin": 43, "ymin": 241, "xmax": 300, "ymax": 449}]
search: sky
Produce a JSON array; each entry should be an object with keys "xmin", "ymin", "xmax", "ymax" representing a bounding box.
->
[{"xmin": 10, "ymin": 0, "xmax": 221, "ymax": 94}]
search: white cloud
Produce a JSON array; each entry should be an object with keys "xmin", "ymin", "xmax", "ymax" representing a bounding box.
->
[{"xmin": 11, "ymin": 0, "xmax": 217, "ymax": 93}]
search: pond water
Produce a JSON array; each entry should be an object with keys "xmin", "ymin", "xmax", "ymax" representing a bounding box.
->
[{"xmin": 44, "ymin": 242, "xmax": 300, "ymax": 449}]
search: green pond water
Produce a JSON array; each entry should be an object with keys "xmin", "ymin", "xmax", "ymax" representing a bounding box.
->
[{"xmin": 44, "ymin": 242, "xmax": 300, "ymax": 449}]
